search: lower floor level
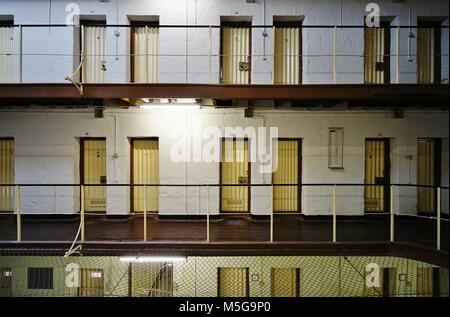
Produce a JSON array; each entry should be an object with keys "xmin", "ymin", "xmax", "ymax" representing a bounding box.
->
[{"xmin": 0, "ymin": 254, "xmax": 448, "ymax": 297}]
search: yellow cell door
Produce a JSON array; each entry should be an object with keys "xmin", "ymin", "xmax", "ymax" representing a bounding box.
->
[
  {"xmin": 364, "ymin": 23, "xmax": 390, "ymax": 84},
  {"xmin": 221, "ymin": 26, "xmax": 251, "ymax": 84},
  {"xmin": 82, "ymin": 139, "xmax": 106, "ymax": 212},
  {"xmin": 273, "ymin": 140, "xmax": 300, "ymax": 213},
  {"xmin": 79, "ymin": 269, "xmax": 104, "ymax": 297},
  {"xmin": 131, "ymin": 139, "xmax": 159, "ymax": 212},
  {"xmin": 0, "ymin": 26, "xmax": 14, "ymax": 83},
  {"xmin": 417, "ymin": 22, "xmax": 441, "ymax": 84},
  {"xmin": 271, "ymin": 268, "xmax": 300, "ymax": 297},
  {"xmin": 0, "ymin": 139, "xmax": 14, "ymax": 212},
  {"xmin": 218, "ymin": 267, "xmax": 249, "ymax": 297},
  {"xmin": 82, "ymin": 26, "xmax": 106, "ymax": 83},
  {"xmin": 273, "ymin": 26, "xmax": 301, "ymax": 84},
  {"xmin": 221, "ymin": 139, "xmax": 249, "ymax": 213},
  {"xmin": 364, "ymin": 139, "xmax": 390, "ymax": 212},
  {"xmin": 417, "ymin": 139, "xmax": 440, "ymax": 214},
  {"xmin": 417, "ymin": 267, "xmax": 435, "ymax": 297},
  {"xmin": 131, "ymin": 26, "xmax": 159, "ymax": 83}
]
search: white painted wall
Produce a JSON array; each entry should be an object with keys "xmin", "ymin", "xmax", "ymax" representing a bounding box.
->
[
  {"xmin": 0, "ymin": 108, "xmax": 448, "ymax": 216},
  {"xmin": 0, "ymin": 0, "xmax": 448, "ymax": 84}
]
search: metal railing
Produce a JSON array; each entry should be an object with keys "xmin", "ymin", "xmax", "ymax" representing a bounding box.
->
[
  {"xmin": 0, "ymin": 183, "xmax": 448, "ymax": 252},
  {"xmin": 0, "ymin": 24, "xmax": 448, "ymax": 85}
]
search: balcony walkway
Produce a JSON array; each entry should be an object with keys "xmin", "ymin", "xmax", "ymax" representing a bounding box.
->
[{"xmin": 0, "ymin": 213, "xmax": 447, "ymax": 249}]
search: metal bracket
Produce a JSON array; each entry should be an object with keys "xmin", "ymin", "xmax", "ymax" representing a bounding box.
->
[{"xmin": 64, "ymin": 55, "xmax": 84, "ymax": 96}]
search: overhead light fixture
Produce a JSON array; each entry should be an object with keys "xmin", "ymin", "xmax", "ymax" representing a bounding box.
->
[{"xmin": 119, "ymin": 256, "xmax": 187, "ymax": 263}]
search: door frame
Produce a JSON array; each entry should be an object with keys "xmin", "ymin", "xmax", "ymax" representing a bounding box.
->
[
  {"xmin": 219, "ymin": 137, "xmax": 251, "ymax": 213},
  {"xmin": 364, "ymin": 138, "xmax": 391, "ymax": 213},
  {"xmin": 79, "ymin": 19, "xmax": 107, "ymax": 82},
  {"xmin": 129, "ymin": 137, "xmax": 159, "ymax": 213},
  {"xmin": 272, "ymin": 20, "xmax": 303, "ymax": 84},
  {"xmin": 417, "ymin": 20, "xmax": 442, "ymax": 83},
  {"xmin": 129, "ymin": 20, "xmax": 160, "ymax": 83},
  {"xmin": 80, "ymin": 137, "xmax": 107, "ymax": 213},
  {"xmin": 219, "ymin": 21, "xmax": 252, "ymax": 84},
  {"xmin": 417, "ymin": 138, "xmax": 441, "ymax": 216},
  {"xmin": 271, "ymin": 138, "xmax": 302, "ymax": 213},
  {"xmin": 363, "ymin": 20, "xmax": 391, "ymax": 84}
]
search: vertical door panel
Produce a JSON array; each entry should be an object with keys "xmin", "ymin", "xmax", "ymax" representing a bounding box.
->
[
  {"xmin": 218, "ymin": 267, "xmax": 248, "ymax": 297},
  {"xmin": 0, "ymin": 27, "xmax": 13, "ymax": 83},
  {"xmin": 365, "ymin": 139, "xmax": 389, "ymax": 212},
  {"xmin": 132, "ymin": 27, "xmax": 159, "ymax": 83},
  {"xmin": 221, "ymin": 139, "xmax": 249, "ymax": 212},
  {"xmin": 222, "ymin": 27, "xmax": 250, "ymax": 84},
  {"xmin": 83, "ymin": 139, "xmax": 106, "ymax": 212},
  {"xmin": 132, "ymin": 139, "xmax": 159, "ymax": 212},
  {"xmin": 271, "ymin": 268, "xmax": 299, "ymax": 297},
  {"xmin": 82, "ymin": 26, "xmax": 106, "ymax": 83},
  {"xmin": 0, "ymin": 139, "xmax": 14, "ymax": 212},
  {"xmin": 274, "ymin": 27, "xmax": 300, "ymax": 84},
  {"xmin": 273, "ymin": 140, "xmax": 300, "ymax": 212}
]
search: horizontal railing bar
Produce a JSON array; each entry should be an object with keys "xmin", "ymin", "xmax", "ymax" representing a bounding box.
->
[
  {"xmin": 0, "ymin": 183, "xmax": 448, "ymax": 189},
  {"xmin": 10, "ymin": 24, "xmax": 450, "ymax": 29},
  {"xmin": 2, "ymin": 53, "xmax": 449, "ymax": 58}
]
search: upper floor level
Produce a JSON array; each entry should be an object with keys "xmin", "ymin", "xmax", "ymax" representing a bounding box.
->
[{"xmin": 0, "ymin": 0, "xmax": 449, "ymax": 86}]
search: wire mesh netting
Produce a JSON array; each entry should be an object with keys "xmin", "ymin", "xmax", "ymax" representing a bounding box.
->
[{"xmin": 0, "ymin": 252, "xmax": 448, "ymax": 297}]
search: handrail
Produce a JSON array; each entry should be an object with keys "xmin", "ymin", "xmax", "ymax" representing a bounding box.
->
[
  {"xmin": 8, "ymin": 24, "xmax": 450, "ymax": 29},
  {"xmin": 0, "ymin": 183, "xmax": 448, "ymax": 189}
]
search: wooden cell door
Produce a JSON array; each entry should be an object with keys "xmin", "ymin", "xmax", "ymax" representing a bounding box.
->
[
  {"xmin": 218, "ymin": 267, "xmax": 249, "ymax": 297},
  {"xmin": 220, "ymin": 139, "xmax": 250, "ymax": 213},
  {"xmin": 273, "ymin": 139, "xmax": 301, "ymax": 213},
  {"xmin": 417, "ymin": 139, "xmax": 441, "ymax": 215},
  {"xmin": 364, "ymin": 139, "xmax": 390, "ymax": 212},
  {"xmin": 81, "ymin": 138, "xmax": 107, "ymax": 212},
  {"xmin": 131, "ymin": 138, "xmax": 159, "ymax": 212}
]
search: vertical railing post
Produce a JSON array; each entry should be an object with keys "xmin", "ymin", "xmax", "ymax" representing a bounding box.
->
[
  {"xmin": 145, "ymin": 25, "xmax": 149, "ymax": 83},
  {"xmin": 143, "ymin": 185, "xmax": 147, "ymax": 242},
  {"xmin": 80, "ymin": 25, "xmax": 84, "ymax": 84},
  {"xmin": 206, "ymin": 185, "xmax": 210, "ymax": 242},
  {"xmin": 390, "ymin": 185, "xmax": 395, "ymax": 242},
  {"xmin": 333, "ymin": 26, "xmax": 337, "ymax": 84},
  {"xmin": 19, "ymin": 26, "xmax": 23, "ymax": 83},
  {"xmin": 396, "ymin": 26, "xmax": 400, "ymax": 84},
  {"xmin": 80, "ymin": 185, "xmax": 85, "ymax": 242},
  {"xmin": 16, "ymin": 185, "xmax": 21, "ymax": 242},
  {"xmin": 437, "ymin": 187, "xmax": 441, "ymax": 250},
  {"xmin": 208, "ymin": 26, "xmax": 212, "ymax": 84},
  {"xmin": 270, "ymin": 185, "xmax": 274, "ymax": 242},
  {"xmin": 332, "ymin": 185, "xmax": 336, "ymax": 242}
]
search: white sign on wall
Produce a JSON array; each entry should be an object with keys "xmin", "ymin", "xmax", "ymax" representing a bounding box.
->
[{"xmin": 328, "ymin": 127, "xmax": 344, "ymax": 169}]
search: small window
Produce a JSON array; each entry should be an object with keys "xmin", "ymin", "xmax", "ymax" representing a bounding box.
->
[{"xmin": 27, "ymin": 267, "xmax": 53, "ymax": 290}]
